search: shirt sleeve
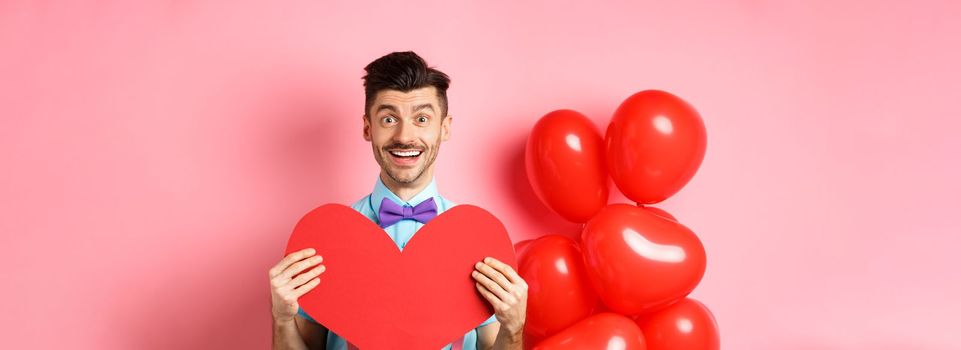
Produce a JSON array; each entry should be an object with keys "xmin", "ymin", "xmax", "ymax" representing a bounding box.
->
[
  {"xmin": 297, "ymin": 306, "xmax": 319, "ymax": 324},
  {"xmin": 479, "ymin": 313, "xmax": 497, "ymax": 327}
]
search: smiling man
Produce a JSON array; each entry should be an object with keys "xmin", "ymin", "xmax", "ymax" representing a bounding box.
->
[{"xmin": 269, "ymin": 51, "xmax": 528, "ymax": 350}]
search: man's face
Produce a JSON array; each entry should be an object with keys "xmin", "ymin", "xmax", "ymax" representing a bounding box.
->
[{"xmin": 364, "ymin": 86, "xmax": 451, "ymax": 185}]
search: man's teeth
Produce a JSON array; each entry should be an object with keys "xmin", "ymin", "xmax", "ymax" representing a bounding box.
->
[{"xmin": 390, "ymin": 150, "xmax": 422, "ymax": 157}]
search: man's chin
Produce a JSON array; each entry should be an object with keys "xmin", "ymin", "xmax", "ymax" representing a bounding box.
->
[{"xmin": 385, "ymin": 168, "xmax": 425, "ymax": 184}]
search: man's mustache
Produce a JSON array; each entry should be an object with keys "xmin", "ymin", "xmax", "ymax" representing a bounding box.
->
[{"xmin": 384, "ymin": 143, "xmax": 425, "ymax": 150}]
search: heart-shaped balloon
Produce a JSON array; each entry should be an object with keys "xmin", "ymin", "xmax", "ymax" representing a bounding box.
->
[
  {"xmin": 513, "ymin": 239, "xmax": 535, "ymax": 258},
  {"xmin": 641, "ymin": 205, "xmax": 677, "ymax": 223},
  {"xmin": 581, "ymin": 204, "xmax": 706, "ymax": 315},
  {"xmin": 606, "ymin": 90, "xmax": 707, "ymax": 204},
  {"xmin": 634, "ymin": 298, "xmax": 720, "ymax": 350},
  {"xmin": 526, "ymin": 109, "xmax": 609, "ymax": 223},
  {"xmin": 532, "ymin": 312, "xmax": 647, "ymax": 350},
  {"xmin": 284, "ymin": 204, "xmax": 516, "ymax": 350},
  {"xmin": 518, "ymin": 235, "xmax": 599, "ymax": 341}
]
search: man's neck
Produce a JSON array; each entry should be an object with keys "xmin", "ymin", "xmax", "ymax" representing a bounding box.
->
[{"xmin": 379, "ymin": 171, "xmax": 433, "ymax": 202}]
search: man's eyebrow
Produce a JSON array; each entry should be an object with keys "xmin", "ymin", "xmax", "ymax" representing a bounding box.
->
[
  {"xmin": 374, "ymin": 104, "xmax": 399, "ymax": 114},
  {"xmin": 374, "ymin": 103, "xmax": 435, "ymax": 114},
  {"xmin": 412, "ymin": 103, "xmax": 435, "ymax": 113}
]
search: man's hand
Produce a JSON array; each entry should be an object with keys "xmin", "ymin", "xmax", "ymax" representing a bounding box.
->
[
  {"xmin": 269, "ymin": 248, "xmax": 326, "ymax": 323},
  {"xmin": 473, "ymin": 257, "xmax": 528, "ymax": 339}
]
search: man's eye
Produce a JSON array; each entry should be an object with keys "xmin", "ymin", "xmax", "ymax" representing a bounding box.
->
[
  {"xmin": 417, "ymin": 116, "xmax": 429, "ymax": 123},
  {"xmin": 383, "ymin": 116, "xmax": 396, "ymax": 123}
]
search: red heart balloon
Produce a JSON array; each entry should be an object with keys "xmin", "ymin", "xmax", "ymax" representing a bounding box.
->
[
  {"xmin": 532, "ymin": 313, "xmax": 647, "ymax": 350},
  {"xmin": 606, "ymin": 90, "xmax": 707, "ymax": 204},
  {"xmin": 518, "ymin": 235, "xmax": 599, "ymax": 341},
  {"xmin": 641, "ymin": 205, "xmax": 677, "ymax": 223},
  {"xmin": 513, "ymin": 239, "xmax": 535, "ymax": 258},
  {"xmin": 526, "ymin": 109, "xmax": 609, "ymax": 223},
  {"xmin": 581, "ymin": 204, "xmax": 706, "ymax": 315},
  {"xmin": 284, "ymin": 204, "xmax": 517, "ymax": 350},
  {"xmin": 634, "ymin": 298, "xmax": 720, "ymax": 350}
]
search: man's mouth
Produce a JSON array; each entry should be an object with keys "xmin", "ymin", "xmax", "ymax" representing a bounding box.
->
[
  {"xmin": 387, "ymin": 149, "xmax": 424, "ymax": 166},
  {"xmin": 388, "ymin": 150, "xmax": 423, "ymax": 158}
]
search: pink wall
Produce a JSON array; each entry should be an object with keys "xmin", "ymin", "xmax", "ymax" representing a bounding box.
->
[{"xmin": 2, "ymin": 1, "xmax": 959, "ymax": 348}]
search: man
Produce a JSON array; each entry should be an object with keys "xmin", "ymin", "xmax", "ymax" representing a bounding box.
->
[{"xmin": 269, "ymin": 51, "xmax": 528, "ymax": 350}]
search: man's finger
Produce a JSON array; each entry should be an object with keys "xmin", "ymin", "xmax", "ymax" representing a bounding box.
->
[
  {"xmin": 475, "ymin": 261, "xmax": 513, "ymax": 291},
  {"xmin": 291, "ymin": 277, "xmax": 320, "ymax": 299},
  {"xmin": 472, "ymin": 268, "xmax": 513, "ymax": 303},
  {"xmin": 475, "ymin": 282, "xmax": 506, "ymax": 311},
  {"xmin": 269, "ymin": 248, "xmax": 316, "ymax": 278},
  {"xmin": 289, "ymin": 264, "xmax": 326, "ymax": 289},
  {"xmin": 483, "ymin": 257, "xmax": 522, "ymax": 285},
  {"xmin": 276, "ymin": 255, "xmax": 323, "ymax": 283}
]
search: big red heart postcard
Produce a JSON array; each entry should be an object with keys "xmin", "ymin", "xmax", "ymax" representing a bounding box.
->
[{"xmin": 284, "ymin": 204, "xmax": 517, "ymax": 350}]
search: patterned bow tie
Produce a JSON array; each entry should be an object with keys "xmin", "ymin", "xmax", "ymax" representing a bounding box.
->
[{"xmin": 377, "ymin": 197, "xmax": 438, "ymax": 228}]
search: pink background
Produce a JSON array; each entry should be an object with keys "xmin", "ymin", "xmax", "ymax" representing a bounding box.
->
[{"xmin": 2, "ymin": 1, "xmax": 959, "ymax": 349}]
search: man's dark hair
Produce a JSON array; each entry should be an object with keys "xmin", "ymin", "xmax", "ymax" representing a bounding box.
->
[{"xmin": 362, "ymin": 51, "xmax": 451, "ymax": 118}]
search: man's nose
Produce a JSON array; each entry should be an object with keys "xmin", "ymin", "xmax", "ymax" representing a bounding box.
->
[{"xmin": 392, "ymin": 119, "xmax": 417, "ymax": 143}]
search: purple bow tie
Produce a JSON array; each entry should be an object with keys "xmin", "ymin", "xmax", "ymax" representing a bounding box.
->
[{"xmin": 377, "ymin": 197, "xmax": 438, "ymax": 228}]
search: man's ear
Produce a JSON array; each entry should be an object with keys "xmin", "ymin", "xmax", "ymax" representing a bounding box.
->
[
  {"xmin": 441, "ymin": 114, "xmax": 452, "ymax": 141},
  {"xmin": 362, "ymin": 115, "xmax": 371, "ymax": 141}
]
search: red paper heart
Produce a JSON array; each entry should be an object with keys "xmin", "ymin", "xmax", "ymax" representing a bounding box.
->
[{"xmin": 285, "ymin": 204, "xmax": 517, "ymax": 350}]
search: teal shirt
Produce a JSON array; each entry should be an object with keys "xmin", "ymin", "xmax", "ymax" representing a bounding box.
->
[{"xmin": 297, "ymin": 176, "xmax": 498, "ymax": 349}]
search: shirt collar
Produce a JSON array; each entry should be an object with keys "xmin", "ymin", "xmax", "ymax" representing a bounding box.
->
[{"xmin": 370, "ymin": 175, "xmax": 440, "ymax": 214}]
